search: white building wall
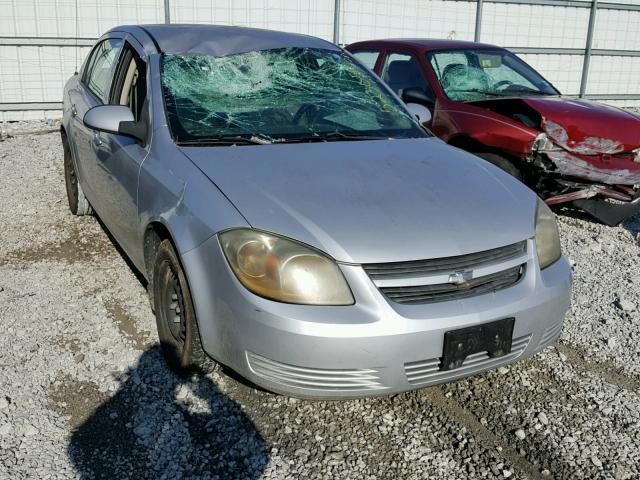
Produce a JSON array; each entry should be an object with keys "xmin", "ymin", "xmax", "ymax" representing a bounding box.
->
[
  {"xmin": 1, "ymin": 0, "xmax": 639, "ymax": 121},
  {"xmin": 340, "ymin": 0, "xmax": 476, "ymax": 44},
  {"xmin": 170, "ymin": 0, "xmax": 334, "ymax": 39}
]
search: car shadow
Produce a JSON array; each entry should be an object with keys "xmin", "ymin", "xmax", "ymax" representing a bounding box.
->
[
  {"xmin": 555, "ymin": 204, "xmax": 640, "ymax": 236},
  {"xmin": 68, "ymin": 345, "xmax": 269, "ymax": 479},
  {"xmin": 621, "ymin": 213, "xmax": 640, "ymax": 237}
]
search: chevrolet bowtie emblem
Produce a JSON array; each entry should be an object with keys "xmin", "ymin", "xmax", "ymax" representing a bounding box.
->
[{"xmin": 448, "ymin": 270, "xmax": 473, "ymax": 285}]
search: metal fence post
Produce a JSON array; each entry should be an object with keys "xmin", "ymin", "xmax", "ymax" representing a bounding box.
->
[
  {"xmin": 164, "ymin": 0, "xmax": 171, "ymax": 24},
  {"xmin": 333, "ymin": 0, "xmax": 341, "ymax": 45},
  {"xmin": 474, "ymin": 0, "xmax": 484, "ymax": 42},
  {"xmin": 579, "ymin": 0, "xmax": 597, "ymax": 98}
]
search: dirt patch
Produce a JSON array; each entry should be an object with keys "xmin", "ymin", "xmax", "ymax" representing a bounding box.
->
[
  {"xmin": 48, "ymin": 375, "xmax": 109, "ymax": 429},
  {"xmin": 104, "ymin": 298, "xmax": 151, "ymax": 350},
  {"xmin": 51, "ymin": 335, "xmax": 82, "ymax": 353},
  {"xmin": 0, "ymin": 222, "xmax": 114, "ymax": 266},
  {"xmin": 424, "ymin": 387, "xmax": 546, "ymax": 479},
  {"xmin": 555, "ymin": 341, "xmax": 640, "ymax": 392}
]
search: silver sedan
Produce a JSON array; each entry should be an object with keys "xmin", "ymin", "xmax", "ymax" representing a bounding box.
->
[{"xmin": 61, "ymin": 24, "xmax": 571, "ymax": 399}]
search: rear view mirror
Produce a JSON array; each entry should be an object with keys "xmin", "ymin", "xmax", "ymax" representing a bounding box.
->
[{"xmin": 83, "ymin": 105, "xmax": 145, "ymax": 144}]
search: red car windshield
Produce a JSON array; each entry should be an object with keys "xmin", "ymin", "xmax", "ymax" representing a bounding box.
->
[{"xmin": 427, "ymin": 48, "xmax": 559, "ymax": 102}]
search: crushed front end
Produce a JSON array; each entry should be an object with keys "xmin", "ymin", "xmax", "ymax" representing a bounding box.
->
[{"xmin": 529, "ymin": 118, "xmax": 640, "ymax": 226}]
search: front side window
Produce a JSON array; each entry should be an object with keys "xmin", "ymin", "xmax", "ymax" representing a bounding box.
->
[
  {"xmin": 85, "ymin": 38, "xmax": 124, "ymax": 103},
  {"xmin": 113, "ymin": 45, "xmax": 147, "ymax": 122},
  {"xmin": 381, "ymin": 52, "xmax": 429, "ymax": 96},
  {"xmin": 161, "ymin": 47, "xmax": 426, "ymax": 145},
  {"xmin": 428, "ymin": 48, "xmax": 558, "ymax": 102}
]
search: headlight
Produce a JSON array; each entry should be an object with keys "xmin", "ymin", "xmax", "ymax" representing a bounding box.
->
[
  {"xmin": 633, "ymin": 147, "xmax": 640, "ymax": 163},
  {"xmin": 535, "ymin": 199, "xmax": 561, "ymax": 269},
  {"xmin": 218, "ymin": 229, "xmax": 354, "ymax": 305},
  {"xmin": 532, "ymin": 133, "xmax": 561, "ymax": 153}
]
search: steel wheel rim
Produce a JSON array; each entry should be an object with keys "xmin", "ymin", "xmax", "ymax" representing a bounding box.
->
[
  {"xmin": 161, "ymin": 264, "xmax": 187, "ymax": 345},
  {"xmin": 64, "ymin": 148, "xmax": 78, "ymax": 206}
]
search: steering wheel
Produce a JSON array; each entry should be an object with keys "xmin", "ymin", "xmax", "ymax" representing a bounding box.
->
[
  {"xmin": 492, "ymin": 80, "xmax": 514, "ymax": 90},
  {"xmin": 293, "ymin": 103, "xmax": 322, "ymax": 126}
]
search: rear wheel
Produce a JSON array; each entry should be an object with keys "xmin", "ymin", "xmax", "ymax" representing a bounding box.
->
[
  {"xmin": 474, "ymin": 152, "xmax": 523, "ymax": 181},
  {"xmin": 153, "ymin": 239, "xmax": 217, "ymax": 375},
  {"xmin": 62, "ymin": 134, "xmax": 92, "ymax": 216}
]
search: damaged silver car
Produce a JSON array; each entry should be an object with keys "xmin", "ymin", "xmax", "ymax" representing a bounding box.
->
[{"xmin": 61, "ymin": 25, "xmax": 571, "ymax": 399}]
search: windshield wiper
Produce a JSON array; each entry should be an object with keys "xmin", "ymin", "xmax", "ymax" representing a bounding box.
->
[
  {"xmin": 176, "ymin": 135, "xmax": 272, "ymax": 146},
  {"xmin": 277, "ymin": 131, "xmax": 390, "ymax": 143},
  {"xmin": 448, "ymin": 89, "xmax": 508, "ymax": 97},
  {"xmin": 518, "ymin": 90, "xmax": 557, "ymax": 96}
]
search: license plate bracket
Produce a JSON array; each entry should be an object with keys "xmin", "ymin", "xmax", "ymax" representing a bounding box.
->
[{"xmin": 440, "ymin": 318, "xmax": 515, "ymax": 371}]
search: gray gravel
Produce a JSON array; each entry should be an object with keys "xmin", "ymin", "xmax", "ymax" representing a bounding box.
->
[{"xmin": 1, "ymin": 121, "xmax": 640, "ymax": 479}]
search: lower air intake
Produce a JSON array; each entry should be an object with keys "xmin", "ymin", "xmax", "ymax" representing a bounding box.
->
[
  {"xmin": 246, "ymin": 352, "xmax": 385, "ymax": 392},
  {"xmin": 404, "ymin": 334, "xmax": 532, "ymax": 386}
]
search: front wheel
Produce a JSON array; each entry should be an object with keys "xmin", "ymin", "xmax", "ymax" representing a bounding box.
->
[
  {"xmin": 153, "ymin": 239, "xmax": 217, "ymax": 375},
  {"xmin": 473, "ymin": 152, "xmax": 523, "ymax": 181}
]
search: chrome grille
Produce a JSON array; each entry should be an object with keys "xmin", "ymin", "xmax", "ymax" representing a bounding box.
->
[
  {"xmin": 246, "ymin": 352, "xmax": 385, "ymax": 392},
  {"xmin": 380, "ymin": 265, "xmax": 525, "ymax": 305},
  {"xmin": 363, "ymin": 241, "xmax": 526, "ymax": 280},
  {"xmin": 405, "ymin": 334, "xmax": 532, "ymax": 386}
]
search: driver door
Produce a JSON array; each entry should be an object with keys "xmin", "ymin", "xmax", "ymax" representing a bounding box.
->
[{"xmin": 89, "ymin": 38, "xmax": 150, "ymax": 260}]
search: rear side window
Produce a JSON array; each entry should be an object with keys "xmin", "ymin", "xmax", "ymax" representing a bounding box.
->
[
  {"xmin": 85, "ymin": 38, "xmax": 124, "ymax": 103},
  {"xmin": 351, "ymin": 50, "xmax": 380, "ymax": 70}
]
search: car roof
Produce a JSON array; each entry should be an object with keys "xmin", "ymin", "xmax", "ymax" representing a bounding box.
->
[
  {"xmin": 109, "ymin": 24, "xmax": 339, "ymax": 57},
  {"xmin": 347, "ymin": 38, "xmax": 502, "ymax": 52}
]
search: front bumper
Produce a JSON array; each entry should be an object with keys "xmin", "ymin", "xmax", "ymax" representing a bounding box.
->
[{"xmin": 182, "ymin": 236, "xmax": 572, "ymax": 399}]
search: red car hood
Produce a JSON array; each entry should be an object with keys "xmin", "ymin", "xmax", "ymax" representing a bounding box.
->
[{"xmin": 522, "ymin": 96, "xmax": 640, "ymax": 153}]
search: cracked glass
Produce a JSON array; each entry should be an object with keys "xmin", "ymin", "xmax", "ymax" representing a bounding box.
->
[
  {"xmin": 161, "ymin": 48, "xmax": 425, "ymax": 145},
  {"xmin": 428, "ymin": 49, "xmax": 558, "ymax": 102}
]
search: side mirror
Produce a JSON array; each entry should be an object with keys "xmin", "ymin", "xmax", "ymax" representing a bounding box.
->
[
  {"xmin": 83, "ymin": 105, "xmax": 145, "ymax": 144},
  {"xmin": 405, "ymin": 103, "xmax": 432, "ymax": 124},
  {"xmin": 401, "ymin": 87, "xmax": 435, "ymax": 109}
]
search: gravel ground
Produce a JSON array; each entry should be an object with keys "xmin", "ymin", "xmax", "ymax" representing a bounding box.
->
[{"xmin": 1, "ymin": 121, "xmax": 640, "ymax": 479}]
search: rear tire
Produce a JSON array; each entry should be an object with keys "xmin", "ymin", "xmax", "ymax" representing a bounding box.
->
[
  {"xmin": 474, "ymin": 152, "xmax": 523, "ymax": 181},
  {"xmin": 153, "ymin": 239, "xmax": 217, "ymax": 375},
  {"xmin": 62, "ymin": 134, "xmax": 93, "ymax": 216}
]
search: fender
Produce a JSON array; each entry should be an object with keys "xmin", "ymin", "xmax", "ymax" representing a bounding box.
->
[
  {"xmin": 435, "ymin": 103, "xmax": 539, "ymax": 158},
  {"xmin": 137, "ymin": 132, "xmax": 249, "ymax": 270}
]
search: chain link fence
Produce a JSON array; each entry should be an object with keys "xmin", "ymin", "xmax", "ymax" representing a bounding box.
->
[{"xmin": 1, "ymin": 0, "xmax": 639, "ymax": 120}]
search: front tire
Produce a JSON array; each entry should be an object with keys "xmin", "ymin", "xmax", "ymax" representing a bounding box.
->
[
  {"xmin": 153, "ymin": 239, "xmax": 217, "ymax": 375},
  {"xmin": 474, "ymin": 152, "xmax": 523, "ymax": 181},
  {"xmin": 62, "ymin": 134, "xmax": 93, "ymax": 216}
]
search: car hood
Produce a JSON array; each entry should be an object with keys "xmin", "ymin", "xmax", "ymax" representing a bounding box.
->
[
  {"xmin": 522, "ymin": 97, "xmax": 640, "ymax": 153},
  {"xmin": 182, "ymin": 138, "xmax": 537, "ymax": 264}
]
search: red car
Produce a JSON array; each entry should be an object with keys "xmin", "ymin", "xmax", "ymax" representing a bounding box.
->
[{"xmin": 346, "ymin": 39, "xmax": 640, "ymax": 226}]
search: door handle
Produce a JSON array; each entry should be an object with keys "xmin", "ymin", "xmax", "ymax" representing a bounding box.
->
[
  {"xmin": 71, "ymin": 104, "xmax": 77, "ymax": 118},
  {"xmin": 92, "ymin": 131, "xmax": 103, "ymax": 147}
]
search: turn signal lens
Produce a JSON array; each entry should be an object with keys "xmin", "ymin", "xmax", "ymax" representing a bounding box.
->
[{"xmin": 535, "ymin": 199, "xmax": 562, "ymax": 269}]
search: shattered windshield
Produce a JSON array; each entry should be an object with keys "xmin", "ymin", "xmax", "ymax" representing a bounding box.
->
[
  {"xmin": 428, "ymin": 49, "xmax": 559, "ymax": 102},
  {"xmin": 161, "ymin": 48, "xmax": 426, "ymax": 145}
]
